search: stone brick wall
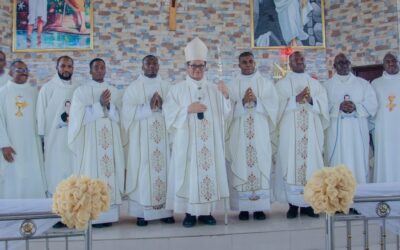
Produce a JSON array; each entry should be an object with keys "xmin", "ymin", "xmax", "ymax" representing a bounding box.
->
[{"xmin": 3, "ymin": 0, "xmax": 396, "ymax": 87}]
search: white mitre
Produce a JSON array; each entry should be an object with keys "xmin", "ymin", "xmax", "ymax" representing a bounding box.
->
[{"xmin": 184, "ymin": 37, "xmax": 208, "ymax": 62}]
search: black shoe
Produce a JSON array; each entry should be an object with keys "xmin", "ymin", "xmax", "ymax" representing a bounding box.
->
[
  {"xmin": 300, "ymin": 207, "xmax": 319, "ymax": 218},
  {"xmin": 182, "ymin": 213, "xmax": 196, "ymax": 228},
  {"xmin": 253, "ymin": 211, "xmax": 266, "ymax": 220},
  {"xmin": 92, "ymin": 222, "xmax": 113, "ymax": 228},
  {"xmin": 349, "ymin": 208, "xmax": 360, "ymax": 215},
  {"xmin": 160, "ymin": 216, "xmax": 175, "ymax": 224},
  {"xmin": 52, "ymin": 222, "xmax": 67, "ymax": 228},
  {"xmin": 198, "ymin": 215, "xmax": 216, "ymax": 225},
  {"xmin": 286, "ymin": 204, "xmax": 299, "ymax": 219},
  {"xmin": 136, "ymin": 217, "xmax": 148, "ymax": 226},
  {"xmin": 238, "ymin": 211, "xmax": 249, "ymax": 221}
]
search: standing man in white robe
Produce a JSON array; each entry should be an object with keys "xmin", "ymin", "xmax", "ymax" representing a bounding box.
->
[
  {"xmin": 276, "ymin": 51, "xmax": 329, "ymax": 218},
  {"xmin": 324, "ymin": 53, "xmax": 377, "ymax": 184},
  {"xmin": 0, "ymin": 60, "xmax": 47, "ymax": 198},
  {"xmin": 122, "ymin": 55, "xmax": 175, "ymax": 226},
  {"xmin": 0, "ymin": 51, "xmax": 10, "ymax": 87},
  {"xmin": 37, "ymin": 56, "xmax": 80, "ymax": 197},
  {"xmin": 226, "ymin": 51, "xmax": 279, "ymax": 221},
  {"xmin": 371, "ymin": 53, "xmax": 400, "ymax": 182},
  {"xmin": 164, "ymin": 37, "xmax": 231, "ymax": 227},
  {"xmin": 68, "ymin": 58, "xmax": 124, "ymax": 228}
]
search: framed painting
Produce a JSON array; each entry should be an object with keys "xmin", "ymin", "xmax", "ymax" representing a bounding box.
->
[
  {"xmin": 12, "ymin": 0, "xmax": 93, "ymax": 52},
  {"xmin": 251, "ymin": 0, "xmax": 326, "ymax": 49}
]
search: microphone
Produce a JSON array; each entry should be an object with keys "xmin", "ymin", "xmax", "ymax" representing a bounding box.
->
[{"xmin": 197, "ymin": 112, "xmax": 204, "ymax": 120}]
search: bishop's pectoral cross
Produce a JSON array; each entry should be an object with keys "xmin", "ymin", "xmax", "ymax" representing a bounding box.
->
[{"xmin": 169, "ymin": 0, "xmax": 177, "ymax": 31}]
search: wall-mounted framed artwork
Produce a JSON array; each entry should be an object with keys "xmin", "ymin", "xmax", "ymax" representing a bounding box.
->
[
  {"xmin": 251, "ymin": 0, "xmax": 326, "ymax": 49},
  {"xmin": 12, "ymin": 0, "xmax": 93, "ymax": 52}
]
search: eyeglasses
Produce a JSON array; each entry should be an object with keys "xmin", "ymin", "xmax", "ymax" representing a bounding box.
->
[
  {"xmin": 335, "ymin": 60, "xmax": 350, "ymax": 66},
  {"xmin": 14, "ymin": 68, "xmax": 29, "ymax": 74},
  {"xmin": 188, "ymin": 64, "xmax": 206, "ymax": 70}
]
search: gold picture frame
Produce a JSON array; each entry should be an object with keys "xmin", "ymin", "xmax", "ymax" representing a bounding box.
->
[
  {"xmin": 250, "ymin": 0, "xmax": 326, "ymax": 49},
  {"xmin": 12, "ymin": 0, "xmax": 94, "ymax": 52}
]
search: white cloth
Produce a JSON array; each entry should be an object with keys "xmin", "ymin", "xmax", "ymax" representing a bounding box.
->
[
  {"xmin": 371, "ymin": 72, "xmax": 400, "ymax": 182},
  {"xmin": 122, "ymin": 74, "xmax": 173, "ymax": 220},
  {"xmin": 275, "ymin": 72, "xmax": 329, "ymax": 203},
  {"xmin": 324, "ymin": 73, "xmax": 378, "ymax": 183},
  {"xmin": 36, "ymin": 75, "xmax": 80, "ymax": 194},
  {"xmin": 184, "ymin": 37, "xmax": 208, "ymax": 62},
  {"xmin": 68, "ymin": 80, "xmax": 124, "ymax": 222},
  {"xmin": 0, "ymin": 81, "xmax": 46, "ymax": 198},
  {"xmin": 28, "ymin": 0, "xmax": 48, "ymax": 25},
  {"xmin": 226, "ymin": 71, "xmax": 279, "ymax": 211},
  {"xmin": 0, "ymin": 73, "xmax": 10, "ymax": 88},
  {"xmin": 274, "ymin": 0, "xmax": 312, "ymax": 45},
  {"xmin": 164, "ymin": 76, "xmax": 231, "ymax": 216}
]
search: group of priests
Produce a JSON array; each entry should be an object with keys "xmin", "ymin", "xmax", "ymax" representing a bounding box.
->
[{"xmin": 0, "ymin": 38, "xmax": 398, "ymax": 228}]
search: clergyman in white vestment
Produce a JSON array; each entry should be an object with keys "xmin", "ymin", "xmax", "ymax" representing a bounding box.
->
[
  {"xmin": 164, "ymin": 37, "xmax": 231, "ymax": 227},
  {"xmin": 275, "ymin": 51, "xmax": 329, "ymax": 218},
  {"xmin": 122, "ymin": 55, "xmax": 174, "ymax": 226},
  {"xmin": 371, "ymin": 53, "xmax": 400, "ymax": 182},
  {"xmin": 68, "ymin": 58, "xmax": 124, "ymax": 227},
  {"xmin": 226, "ymin": 51, "xmax": 279, "ymax": 221},
  {"xmin": 37, "ymin": 56, "xmax": 80, "ymax": 195},
  {"xmin": 0, "ymin": 60, "xmax": 46, "ymax": 198},
  {"xmin": 324, "ymin": 53, "xmax": 377, "ymax": 184}
]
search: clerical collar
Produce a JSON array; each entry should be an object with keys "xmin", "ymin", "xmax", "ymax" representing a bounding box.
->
[
  {"xmin": 139, "ymin": 73, "xmax": 161, "ymax": 84},
  {"xmin": 383, "ymin": 71, "xmax": 400, "ymax": 80},
  {"xmin": 335, "ymin": 73, "xmax": 352, "ymax": 82},
  {"xmin": 186, "ymin": 75, "xmax": 206, "ymax": 86},
  {"xmin": 60, "ymin": 79, "xmax": 72, "ymax": 85},
  {"xmin": 240, "ymin": 70, "xmax": 259, "ymax": 79},
  {"xmin": 88, "ymin": 79, "xmax": 106, "ymax": 87}
]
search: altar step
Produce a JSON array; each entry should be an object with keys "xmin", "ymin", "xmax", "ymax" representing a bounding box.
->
[{"xmin": 17, "ymin": 203, "xmax": 399, "ymax": 250}]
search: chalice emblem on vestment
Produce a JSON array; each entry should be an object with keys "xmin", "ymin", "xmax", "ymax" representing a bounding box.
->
[
  {"xmin": 387, "ymin": 95, "xmax": 396, "ymax": 112},
  {"xmin": 15, "ymin": 96, "xmax": 28, "ymax": 117}
]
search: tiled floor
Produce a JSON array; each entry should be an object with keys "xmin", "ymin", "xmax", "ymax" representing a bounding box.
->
[{"xmin": 12, "ymin": 202, "xmax": 400, "ymax": 250}]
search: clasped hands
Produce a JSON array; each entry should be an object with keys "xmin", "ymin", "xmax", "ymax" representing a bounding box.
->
[
  {"xmin": 150, "ymin": 92, "xmax": 163, "ymax": 111},
  {"xmin": 242, "ymin": 87, "xmax": 257, "ymax": 107},
  {"xmin": 100, "ymin": 89, "xmax": 111, "ymax": 109},
  {"xmin": 2, "ymin": 147, "xmax": 16, "ymax": 163},
  {"xmin": 340, "ymin": 100, "xmax": 356, "ymax": 113},
  {"xmin": 296, "ymin": 87, "xmax": 312, "ymax": 104}
]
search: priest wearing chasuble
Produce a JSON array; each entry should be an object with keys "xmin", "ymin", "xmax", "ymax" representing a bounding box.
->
[
  {"xmin": 68, "ymin": 58, "xmax": 124, "ymax": 227},
  {"xmin": 275, "ymin": 51, "xmax": 329, "ymax": 219},
  {"xmin": 164, "ymin": 37, "xmax": 231, "ymax": 227}
]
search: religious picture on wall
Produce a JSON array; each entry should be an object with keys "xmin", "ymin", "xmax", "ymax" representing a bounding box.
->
[
  {"xmin": 251, "ymin": 0, "xmax": 326, "ymax": 49},
  {"xmin": 12, "ymin": 0, "xmax": 93, "ymax": 52}
]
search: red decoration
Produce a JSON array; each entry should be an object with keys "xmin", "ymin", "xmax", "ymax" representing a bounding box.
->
[{"xmin": 280, "ymin": 47, "xmax": 293, "ymax": 56}]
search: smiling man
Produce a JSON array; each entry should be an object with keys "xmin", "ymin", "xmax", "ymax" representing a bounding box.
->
[
  {"xmin": 324, "ymin": 53, "xmax": 377, "ymax": 185},
  {"xmin": 275, "ymin": 51, "xmax": 329, "ymax": 219},
  {"xmin": 164, "ymin": 37, "xmax": 231, "ymax": 228},
  {"xmin": 0, "ymin": 60, "xmax": 47, "ymax": 198},
  {"xmin": 37, "ymin": 56, "xmax": 80, "ymax": 199},
  {"xmin": 371, "ymin": 53, "xmax": 400, "ymax": 182},
  {"xmin": 226, "ymin": 51, "xmax": 279, "ymax": 221},
  {"xmin": 122, "ymin": 55, "xmax": 174, "ymax": 227}
]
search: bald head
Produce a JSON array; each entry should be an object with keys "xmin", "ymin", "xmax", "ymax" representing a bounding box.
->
[
  {"xmin": 383, "ymin": 53, "xmax": 399, "ymax": 75},
  {"xmin": 333, "ymin": 53, "xmax": 351, "ymax": 76},
  {"xmin": 289, "ymin": 51, "xmax": 305, "ymax": 73}
]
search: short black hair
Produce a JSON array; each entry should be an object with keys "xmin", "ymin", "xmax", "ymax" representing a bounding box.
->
[
  {"xmin": 89, "ymin": 58, "xmax": 105, "ymax": 70},
  {"xmin": 239, "ymin": 51, "xmax": 254, "ymax": 62},
  {"xmin": 142, "ymin": 55, "xmax": 158, "ymax": 64},
  {"xmin": 56, "ymin": 56, "xmax": 73, "ymax": 67}
]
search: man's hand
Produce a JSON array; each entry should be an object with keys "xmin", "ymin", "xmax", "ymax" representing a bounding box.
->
[
  {"xmin": 242, "ymin": 87, "xmax": 257, "ymax": 106},
  {"xmin": 296, "ymin": 87, "xmax": 311, "ymax": 104},
  {"xmin": 150, "ymin": 92, "xmax": 163, "ymax": 111},
  {"xmin": 100, "ymin": 89, "xmax": 111, "ymax": 108},
  {"xmin": 340, "ymin": 101, "xmax": 356, "ymax": 113},
  {"xmin": 217, "ymin": 80, "xmax": 229, "ymax": 99},
  {"xmin": 188, "ymin": 102, "xmax": 207, "ymax": 113},
  {"xmin": 2, "ymin": 147, "xmax": 16, "ymax": 163}
]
